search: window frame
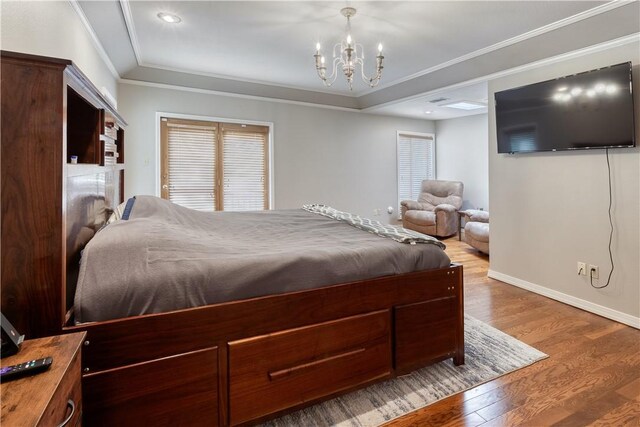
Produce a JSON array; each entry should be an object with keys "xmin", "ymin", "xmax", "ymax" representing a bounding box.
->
[
  {"xmin": 396, "ymin": 131, "xmax": 436, "ymax": 219},
  {"xmin": 156, "ymin": 112, "xmax": 274, "ymax": 210}
]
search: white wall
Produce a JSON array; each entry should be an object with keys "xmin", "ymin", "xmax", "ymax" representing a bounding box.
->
[
  {"xmin": 117, "ymin": 82, "xmax": 435, "ymax": 222},
  {"xmin": 488, "ymin": 42, "xmax": 640, "ymax": 326},
  {"xmin": 1, "ymin": 1, "xmax": 118, "ymax": 100},
  {"xmin": 435, "ymin": 114, "xmax": 489, "ymax": 210}
]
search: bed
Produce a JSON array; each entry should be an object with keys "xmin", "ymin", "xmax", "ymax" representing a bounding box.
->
[
  {"xmin": 75, "ymin": 196, "xmax": 451, "ymax": 323},
  {"xmin": 0, "ymin": 51, "xmax": 463, "ymax": 426},
  {"xmin": 62, "ymin": 194, "xmax": 464, "ymax": 426}
]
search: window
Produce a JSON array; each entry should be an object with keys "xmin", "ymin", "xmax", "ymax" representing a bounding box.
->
[
  {"xmin": 397, "ymin": 132, "xmax": 435, "ymax": 215},
  {"xmin": 160, "ymin": 117, "xmax": 270, "ymax": 212}
]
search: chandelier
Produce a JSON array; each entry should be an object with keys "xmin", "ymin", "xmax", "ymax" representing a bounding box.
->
[{"xmin": 313, "ymin": 7, "xmax": 384, "ymax": 90}]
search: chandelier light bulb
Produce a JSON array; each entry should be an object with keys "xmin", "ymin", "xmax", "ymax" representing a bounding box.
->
[
  {"xmin": 346, "ymin": 34, "xmax": 352, "ymax": 45},
  {"xmin": 378, "ymin": 43, "xmax": 383, "ymax": 53},
  {"xmin": 321, "ymin": 56, "xmax": 325, "ymax": 65},
  {"xmin": 316, "ymin": 42, "xmax": 321, "ymax": 51}
]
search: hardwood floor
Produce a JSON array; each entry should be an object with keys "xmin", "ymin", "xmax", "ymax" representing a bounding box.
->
[{"xmin": 386, "ymin": 239, "xmax": 640, "ymax": 427}]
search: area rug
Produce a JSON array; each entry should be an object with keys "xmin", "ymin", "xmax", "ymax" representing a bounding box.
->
[{"xmin": 262, "ymin": 315, "xmax": 548, "ymax": 427}]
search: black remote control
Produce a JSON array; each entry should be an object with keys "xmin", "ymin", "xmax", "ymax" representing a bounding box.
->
[{"xmin": 0, "ymin": 357, "xmax": 53, "ymax": 382}]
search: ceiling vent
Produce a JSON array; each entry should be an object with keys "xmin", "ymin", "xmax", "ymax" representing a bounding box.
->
[{"xmin": 428, "ymin": 97, "xmax": 449, "ymax": 104}]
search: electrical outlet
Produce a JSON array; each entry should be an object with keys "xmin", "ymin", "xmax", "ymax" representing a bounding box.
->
[
  {"xmin": 577, "ymin": 262, "xmax": 586, "ymax": 276},
  {"xmin": 589, "ymin": 265, "xmax": 599, "ymax": 279}
]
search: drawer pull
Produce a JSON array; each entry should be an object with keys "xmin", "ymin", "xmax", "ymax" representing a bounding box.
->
[
  {"xmin": 57, "ymin": 399, "xmax": 76, "ymax": 427},
  {"xmin": 268, "ymin": 348, "xmax": 366, "ymax": 381}
]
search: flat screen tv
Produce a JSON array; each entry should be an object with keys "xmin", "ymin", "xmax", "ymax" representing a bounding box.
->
[{"xmin": 496, "ymin": 62, "xmax": 635, "ymax": 154}]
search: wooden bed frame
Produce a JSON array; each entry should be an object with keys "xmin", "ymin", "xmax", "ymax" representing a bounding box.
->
[
  {"xmin": 67, "ymin": 262, "xmax": 463, "ymax": 426},
  {"xmin": 1, "ymin": 51, "xmax": 464, "ymax": 426}
]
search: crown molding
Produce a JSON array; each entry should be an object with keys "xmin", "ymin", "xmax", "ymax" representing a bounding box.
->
[
  {"xmin": 354, "ymin": 0, "xmax": 634, "ymax": 97},
  {"xmin": 134, "ymin": 60, "xmax": 360, "ymax": 98},
  {"xmin": 68, "ymin": 0, "xmax": 120, "ymax": 80},
  {"xmin": 119, "ymin": 0, "xmax": 142, "ymax": 65},
  {"xmin": 363, "ymin": 32, "xmax": 640, "ymax": 113},
  {"xmin": 118, "ymin": 78, "xmax": 361, "ymax": 113}
]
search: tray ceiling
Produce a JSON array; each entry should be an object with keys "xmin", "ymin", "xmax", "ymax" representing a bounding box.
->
[{"xmin": 77, "ymin": 1, "xmax": 639, "ymax": 117}]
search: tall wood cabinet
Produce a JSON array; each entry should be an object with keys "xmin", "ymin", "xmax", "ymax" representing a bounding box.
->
[{"xmin": 1, "ymin": 51, "xmax": 127, "ymax": 338}]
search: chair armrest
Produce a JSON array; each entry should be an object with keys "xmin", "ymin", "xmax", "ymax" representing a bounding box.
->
[
  {"xmin": 466, "ymin": 210, "xmax": 490, "ymax": 223},
  {"xmin": 401, "ymin": 200, "xmax": 430, "ymax": 211},
  {"xmin": 434, "ymin": 204, "xmax": 457, "ymax": 213}
]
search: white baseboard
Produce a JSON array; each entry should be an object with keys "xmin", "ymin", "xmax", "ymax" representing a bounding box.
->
[{"xmin": 487, "ymin": 269, "xmax": 640, "ymax": 329}]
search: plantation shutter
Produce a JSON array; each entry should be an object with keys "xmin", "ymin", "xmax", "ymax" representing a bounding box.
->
[
  {"xmin": 162, "ymin": 119, "xmax": 217, "ymax": 211},
  {"xmin": 161, "ymin": 118, "xmax": 270, "ymax": 212},
  {"xmin": 397, "ymin": 133, "xmax": 435, "ymax": 215},
  {"xmin": 221, "ymin": 124, "xmax": 269, "ymax": 211}
]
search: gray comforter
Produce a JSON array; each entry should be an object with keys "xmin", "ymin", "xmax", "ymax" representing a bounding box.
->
[{"xmin": 74, "ymin": 196, "xmax": 450, "ymax": 323}]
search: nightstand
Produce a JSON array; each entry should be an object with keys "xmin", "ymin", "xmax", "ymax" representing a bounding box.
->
[{"xmin": 1, "ymin": 332, "xmax": 86, "ymax": 426}]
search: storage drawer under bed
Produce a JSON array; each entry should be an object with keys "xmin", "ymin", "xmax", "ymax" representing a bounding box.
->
[
  {"xmin": 82, "ymin": 347, "xmax": 219, "ymax": 426},
  {"xmin": 228, "ymin": 310, "xmax": 392, "ymax": 425},
  {"xmin": 395, "ymin": 296, "xmax": 458, "ymax": 374}
]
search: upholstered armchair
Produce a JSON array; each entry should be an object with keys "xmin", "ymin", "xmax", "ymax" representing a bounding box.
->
[
  {"xmin": 401, "ymin": 180, "xmax": 464, "ymax": 237},
  {"xmin": 464, "ymin": 210, "xmax": 490, "ymax": 254}
]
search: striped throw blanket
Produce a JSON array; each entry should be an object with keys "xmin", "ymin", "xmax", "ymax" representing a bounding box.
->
[{"xmin": 302, "ymin": 204, "xmax": 445, "ymax": 249}]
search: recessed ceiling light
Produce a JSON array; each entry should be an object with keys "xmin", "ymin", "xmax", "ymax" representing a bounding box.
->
[
  {"xmin": 425, "ymin": 111, "xmax": 433, "ymax": 114},
  {"xmin": 157, "ymin": 12, "xmax": 181, "ymax": 23},
  {"xmin": 442, "ymin": 101, "xmax": 485, "ymax": 111}
]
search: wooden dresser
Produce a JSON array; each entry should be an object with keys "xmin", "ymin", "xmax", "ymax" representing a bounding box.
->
[{"xmin": 1, "ymin": 332, "xmax": 86, "ymax": 426}]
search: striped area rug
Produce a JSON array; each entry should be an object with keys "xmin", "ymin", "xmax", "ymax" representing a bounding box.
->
[{"xmin": 263, "ymin": 315, "xmax": 547, "ymax": 427}]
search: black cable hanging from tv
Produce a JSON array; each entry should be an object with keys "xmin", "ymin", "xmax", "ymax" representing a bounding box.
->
[{"xmin": 591, "ymin": 148, "xmax": 614, "ymax": 289}]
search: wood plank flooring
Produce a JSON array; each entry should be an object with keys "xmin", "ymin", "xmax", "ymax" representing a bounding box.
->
[{"xmin": 386, "ymin": 239, "xmax": 640, "ymax": 427}]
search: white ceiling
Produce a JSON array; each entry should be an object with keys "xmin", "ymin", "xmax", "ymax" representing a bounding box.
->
[
  {"xmin": 76, "ymin": 1, "xmax": 639, "ymax": 118},
  {"xmin": 125, "ymin": 1, "xmax": 606, "ymax": 95}
]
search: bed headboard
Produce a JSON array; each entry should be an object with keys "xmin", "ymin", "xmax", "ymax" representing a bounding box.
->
[
  {"xmin": 65, "ymin": 169, "xmax": 114, "ymax": 314},
  {"xmin": 0, "ymin": 51, "xmax": 126, "ymax": 337}
]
